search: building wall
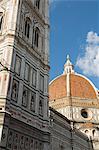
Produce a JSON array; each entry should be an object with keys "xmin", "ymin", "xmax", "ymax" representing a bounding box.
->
[
  {"xmin": 0, "ymin": 0, "xmax": 50, "ymax": 149},
  {"xmin": 49, "ymin": 107, "xmax": 93, "ymax": 150},
  {"xmin": 49, "ymin": 88, "xmax": 99, "ymax": 150},
  {"xmin": 0, "ymin": 113, "xmax": 50, "ymax": 150}
]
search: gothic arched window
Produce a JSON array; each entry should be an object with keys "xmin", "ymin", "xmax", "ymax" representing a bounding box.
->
[
  {"xmin": 85, "ymin": 130, "xmax": 88, "ymax": 134},
  {"xmin": 25, "ymin": 17, "xmax": 31, "ymax": 38},
  {"xmin": 0, "ymin": 12, "xmax": 3, "ymax": 31},
  {"xmin": 34, "ymin": 27, "xmax": 40, "ymax": 48},
  {"xmin": 35, "ymin": 0, "xmax": 40, "ymax": 9},
  {"xmin": 92, "ymin": 129, "xmax": 96, "ymax": 137}
]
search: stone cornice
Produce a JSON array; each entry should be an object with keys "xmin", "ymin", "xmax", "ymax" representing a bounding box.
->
[{"xmin": 49, "ymin": 96, "xmax": 99, "ymax": 109}]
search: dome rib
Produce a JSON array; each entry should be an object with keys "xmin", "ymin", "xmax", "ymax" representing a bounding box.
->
[
  {"xmin": 70, "ymin": 74, "xmax": 97, "ymax": 99},
  {"xmin": 49, "ymin": 73, "xmax": 97, "ymax": 101}
]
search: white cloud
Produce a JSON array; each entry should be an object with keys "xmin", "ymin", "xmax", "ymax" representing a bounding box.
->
[
  {"xmin": 87, "ymin": 31, "xmax": 99, "ymax": 44},
  {"xmin": 76, "ymin": 31, "xmax": 99, "ymax": 77}
]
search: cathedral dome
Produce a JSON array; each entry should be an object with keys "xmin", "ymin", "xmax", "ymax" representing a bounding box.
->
[
  {"xmin": 49, "ymin": 75, "xmax": 67, "ymax": 100},
  {"xmin": 49, "ymin": 73, "xmax": 97, "ymax": 101},
  {"xmin": 49, "ymin": 55, "xmax": 97, "ymax": 101}
]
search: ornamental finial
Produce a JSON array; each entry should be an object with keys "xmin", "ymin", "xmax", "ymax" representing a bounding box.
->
[{"xmin": 67, "ymin": 54, "xmax": 70, "ymax": 61}]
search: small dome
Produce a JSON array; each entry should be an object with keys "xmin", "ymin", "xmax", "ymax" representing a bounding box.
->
[{"xmin": 49, "ymin": 73, "xmax": 97, "ymax": 101}]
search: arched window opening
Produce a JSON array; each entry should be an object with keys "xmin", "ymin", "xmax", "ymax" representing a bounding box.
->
[
  {"xmin": 35, "ymin": 0, "xmax": 40, "ymax": 9},
  {"xmin": 0, "ymin": 13, "xmax": 3, "ymax": 31},
  {"xmin": 85, "ymin": 130, "xmax": 88, "ymax": 134},
  {"xmin": 85, "ymin": 129, "xmax": 91, "ymax": 138},
  {"xmin": 92, "ymin": 130, "xmax": 95, "ymax": 137},
  {"xmin": 34, "ymin": 27, "xmax": 40, "ymax": 48},
  {"xmin": 25, "ymin": 18, "xmax": 31, "ymax": 38},
  {"xmin": 81, "ymin": 109, "xmax": 88, "ymax": 118}
]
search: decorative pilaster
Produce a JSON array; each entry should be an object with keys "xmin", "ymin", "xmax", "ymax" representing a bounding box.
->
[{"xmin": 67, "ymin": 72, "xmax": 70, "ymax": 97}]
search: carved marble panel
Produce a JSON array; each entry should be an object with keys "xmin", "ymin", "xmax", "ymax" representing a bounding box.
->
[
  {"xmin": 19, "ymin": 135, "xmax": 25, "ymax": 150},
  {"xmin": 40, "ymin": 74, "xmax": 44, "ymax": 93},
  {"xmin": 39, "ymin": 97, "xmax": 43, "ymax": 116},
  {"xmin": 0, "ymin": 126, "xmax": 8, "ymax": 147},
  {"xmin": 30, "ymin": 91, "xmax": 36, "ymax": 112},
  {"xmin": 13, "ymin": 132, "xmax": 19, "ymax": 150},
  {"xmin": 6, "ymin": 128, "xmax": 44, "ymax": 150},
  {"xmin": 30, "ymin": 138, "xmax": 34, "ymax": 150},
  {"xmin": 24, "ymin": 63, "xmax": 30, "ymax": 82},
  {"xmin": 11, "ymin": 79, "xmax": 19, "ymax": 102},
  {"xmin": 32, "ymin": 68, "xmax": 37, "ymax": 87},
  {"xmin": 22, "ymin": 86, "xmax": 28, "ymax": 107},
  {"xmin": 7, "ymin": 130, "xmax": 14, "ymax": 149},
  {"xmin": 15, "ymin": 55, "xmax": 21, "ymax": 76}
]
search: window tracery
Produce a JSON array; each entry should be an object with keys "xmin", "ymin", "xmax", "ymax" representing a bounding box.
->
[
  {"xmin": 34, "ymin": 27, "xmax": 40, "ymax": 48},
  {"xmin": 25, "ymin": 17, "xmax": 31, "ymax": 38}
]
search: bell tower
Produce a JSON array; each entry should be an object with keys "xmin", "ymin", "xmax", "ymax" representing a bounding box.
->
[{"xmin": 0, "ymin": 0, "xmax": 50, "ymax": 149}]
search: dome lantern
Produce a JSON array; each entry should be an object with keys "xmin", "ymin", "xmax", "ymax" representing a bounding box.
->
[{"xmin": 63, "ymin": 55, "xmax": 74, "ymax": 74}]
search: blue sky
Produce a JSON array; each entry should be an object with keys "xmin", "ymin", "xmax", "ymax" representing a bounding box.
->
[{"xmin": 49, "ymin": 0, "xmax": 99, "ymax": 89}]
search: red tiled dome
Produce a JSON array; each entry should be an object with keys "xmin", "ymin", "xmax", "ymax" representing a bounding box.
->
[
  {"xmin": 49, "ymin": 75, "xmax": 67, "ymax": 100},
  {"xmin": 49, "ymin": 73, "xmax": 97, "ymax": 101}
]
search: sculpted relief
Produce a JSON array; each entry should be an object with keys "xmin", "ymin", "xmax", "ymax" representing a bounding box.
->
[{"xmin": 7, "ymin": 129, "xmax": 43, "ymax": 150}]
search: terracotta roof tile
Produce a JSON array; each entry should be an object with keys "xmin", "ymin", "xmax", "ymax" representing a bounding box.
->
[
  {"xmin": 49, "ymin": 74, "xmax": 97, "ymax": 101},
  {"xmin": 49, "ymin": 75, "xmax": 67, "ymax": 100}
]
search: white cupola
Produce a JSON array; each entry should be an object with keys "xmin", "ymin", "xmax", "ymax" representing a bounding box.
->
[{"xmin": 63, "ymin": 55, "xmax": 74, "ymax": 74}]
